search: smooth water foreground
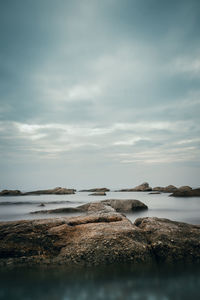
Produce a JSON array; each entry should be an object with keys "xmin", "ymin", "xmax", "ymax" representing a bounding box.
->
[
  {"xmin": 0, "ymin": 191, "xmax": 200, "ymax": 224},
  {"xmin": 0, "ymin": 263, "xmax": 200, "ymax": 300}
]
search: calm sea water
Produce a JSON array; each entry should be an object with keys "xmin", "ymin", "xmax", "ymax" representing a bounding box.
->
[
  {"xmin": 0, "ymin": 263, "xmax": 200, "ymax": 300},
  {"xmin": 0, "ymin": 191, "xmax": 200, "ymax": 224}
]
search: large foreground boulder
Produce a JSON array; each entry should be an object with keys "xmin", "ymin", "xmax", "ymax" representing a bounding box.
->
[
  {"xmin": 0, "ymin": 213, "xmax": 151, "ymax": 266},
  {"xmin": 134, "ymin": 217, "xmax": 200, "ymax": 263},
  {"xmin": 0, "ymin": 213, "xmax": 199, "ymax": 266}
]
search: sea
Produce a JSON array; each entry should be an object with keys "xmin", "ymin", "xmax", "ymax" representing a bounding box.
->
[{"xmin": 0, "ymin": 191, "xmax": 200, "ymax": 300}]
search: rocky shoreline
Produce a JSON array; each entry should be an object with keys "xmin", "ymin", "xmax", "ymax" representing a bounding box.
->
[
  {"xmin": 1, "ymin": 183, "xmax": 200, "ymax": 197},
  {"xmin": 0, "ymin": 187, "xmax": 76, "ymax": 196},
  {"xmin": 0, "ymin": 200, "xmax": 199, "ymax": 267}
]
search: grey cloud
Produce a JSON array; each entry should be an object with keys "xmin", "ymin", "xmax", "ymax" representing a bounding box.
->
[{"xmin": 0, "ymin": 0, "xmax": 200, "ymax": 188}]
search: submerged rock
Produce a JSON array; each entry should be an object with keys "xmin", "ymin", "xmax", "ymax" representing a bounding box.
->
[
  {"xmin": 149, "ymin": 192, "xmax": 161, "ymax": 195},
  {"xmin": 89, "ymin": 192, "xmax": 106, "ymax": 196}
]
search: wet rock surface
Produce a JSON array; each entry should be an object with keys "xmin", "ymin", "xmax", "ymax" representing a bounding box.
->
[{"xmin": 0, "ymin": 200, "xmax": 199, "ymax": 266}]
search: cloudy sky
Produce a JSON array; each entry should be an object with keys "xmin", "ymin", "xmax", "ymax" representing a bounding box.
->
[{"xmin": 0, "ymin": 0, "xmax": 200, "ymax": 190}]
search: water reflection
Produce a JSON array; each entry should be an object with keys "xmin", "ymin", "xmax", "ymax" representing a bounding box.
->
[{"xmin": 0, "ymin": 263, "xmax": 200, "ymax": 300}]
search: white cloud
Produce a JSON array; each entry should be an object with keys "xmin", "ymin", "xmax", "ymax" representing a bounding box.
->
[{"xmin": 0, "ymin": 119, "xmax": 196, "ymax": 165}]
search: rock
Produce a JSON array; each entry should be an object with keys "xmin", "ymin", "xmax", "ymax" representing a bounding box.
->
[
  {"xmin": 134, "ymin": 217, "xmax": 200, "ymax": 263},
  {"xmin": 0, "ymin": 214, "xmax": 199, "ymax": 266},
  {"xmin": 163, "ymin": 185, "xmax": 178, "ymax": 193},
  {"xmin": 0, "ymin": 190, "xmax": 22, "ymax": 196},
  {"xmin": 117, "ymin": 182, "xmax": 152, "ymax": 192},
  {"xmin": 152, "ymin": 187, "xmax": 164, "ymax": 192},
  {"xmin": 178, "ymin": 186, "xmax": 192, "ymax": 192},
  {"xmin": 170, "ymin": 188, "xmax": 200, "ymax": 197},
  {"xmin": 24, "ymin": 187, "xmax": 76, "ymax": 195},
  {"xmin": 149, "ymin": 192, "xmax": 161, "ymax": 194},
  {"xmin": 132, "ymin": 182, "xmax": 152, "ymax": 191},
  {"xmin": 31, "ymin": 200, "xmax": 147, "ymax": 215},
  {"xmin": 78, "ymin": 202, "xmax": 115, "ymax": 214},
  {"xmin": 0, "ymin": 187, "xmax": 76, "ymax": 196},
  {"xmin": 89, "ymin": 192, "xmax": 106, "ymax": 196},
  {"xmin": 79, "ymin": 188, "xmax": 110, "ymax": 192},
  {"xmin": 102, "ymin": 199, "xmax": 148, "ymax": 212},
  {"xmin": 31, "ymin": 207, "xmax": 82, "ymax": 214},
  {"xmin": 152, "ymin": 185, "xmax": 178, "ymax": 193},
  {"xmin": 38, "ymin": 203, "xmax": 45, "ymax": 207}
]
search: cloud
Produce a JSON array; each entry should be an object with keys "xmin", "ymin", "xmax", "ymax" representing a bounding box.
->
[
  {"xmin": 0, "ymin": 0, "xmax": 200, "ymax": 187},
  {"xmin": 0, "ymin": 119, "xmax": 199, "ymax": 169}
]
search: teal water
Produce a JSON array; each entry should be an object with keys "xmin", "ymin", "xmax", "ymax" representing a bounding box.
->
[{"xmin": 0, "ymin": 263, "xmax": 200, "ymax": 300}]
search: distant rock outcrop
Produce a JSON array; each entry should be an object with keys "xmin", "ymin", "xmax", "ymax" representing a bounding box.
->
[
  {"xmin": 170, "ymin": 188, "xmax": 200, "ymax": 197},
  {"xmin": 0, "ymin": 190, "xmax": 22, "ymax": 196},
  {"xmin": 0, "ymin": 187, "xmax": 76, "ymax": 196},
  {"xmin": 89, "ymin": 192, "xmax": 107, "ymax": 196},
  {"xmin": 24, "ymin": 187, "xmax": 76, "ymax": 195},
  {"xmin": 80, "ymin": 188, "xmax": 110, "ymax": 192},
  {"xmin": 148, "ymin": 192, "xmax": 161, "ymax": 194},
  {"xmin": 117, "ymin": 182, "xmax": 152, "ymax": 192},
  {"xmin": 152, "ymin": 185, "xmax": 178, "ymax": 193},
  {"xmin": 178, "ymin": 186, "xmax": 192, "ymax": 192}
]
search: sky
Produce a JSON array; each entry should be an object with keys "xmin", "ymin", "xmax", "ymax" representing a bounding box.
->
[{"xmin": 0, "ymin": 0, "xmax": 200, "ymax": 190}]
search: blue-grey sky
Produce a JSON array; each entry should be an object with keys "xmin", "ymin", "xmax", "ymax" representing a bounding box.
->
[{"xmin": 0, "ymin": 0, "xmax": 200, "ymax": 190}]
